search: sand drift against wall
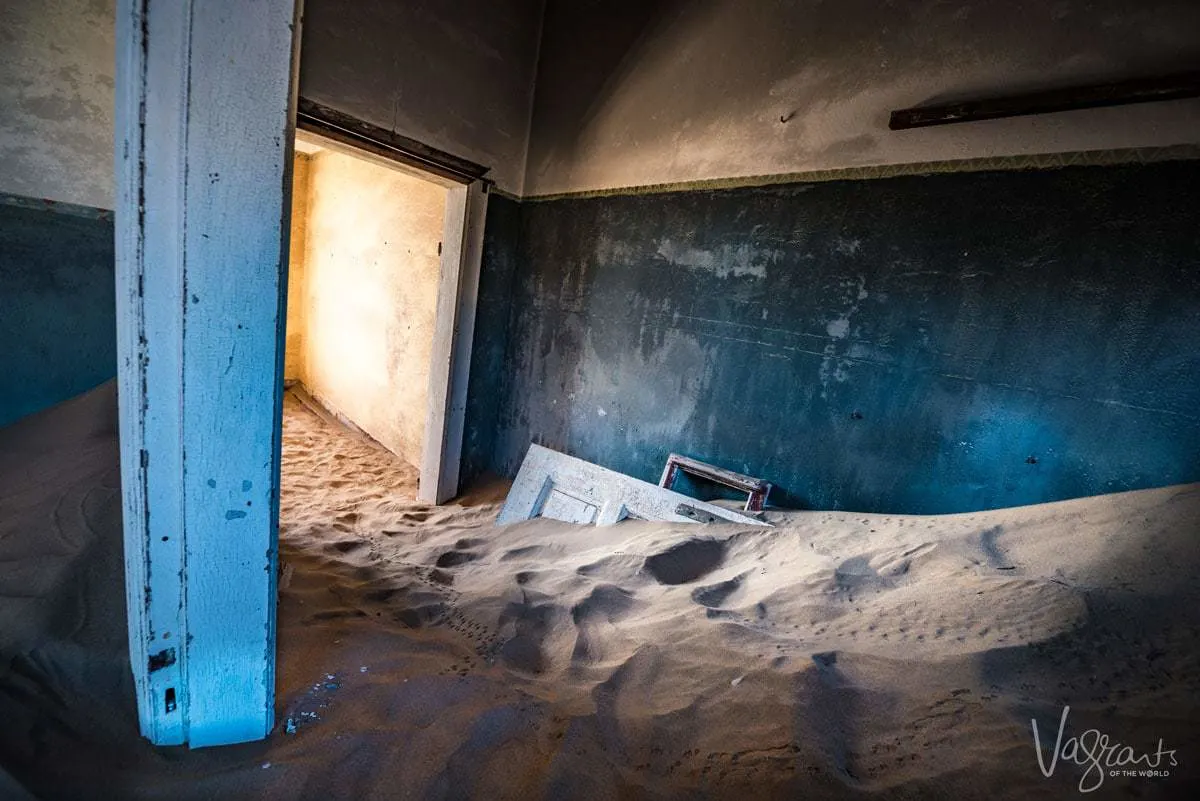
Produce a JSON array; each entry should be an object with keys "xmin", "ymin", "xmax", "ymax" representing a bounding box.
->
[{"xmin": 1, "ymin": 383, "xmax": 1198, "ymax": 799}]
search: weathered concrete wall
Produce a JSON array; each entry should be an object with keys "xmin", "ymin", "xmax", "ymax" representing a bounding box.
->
[
  {"xmin": 301, "ymin": 149, "xmax": 446, "ymax": 468},
  {"xmin": 284, "ymin": 153, "xmax": 311, "ymax": 382},
  {"xmin": 1, "ymin": 0, "xmax": 546, "ymax": 203},
  {"xmin": 0, "ymin": 199, "xmax": 116, "ymax": 429},
  {"xmin": 0, "ymin": 0, "xmax": 115, "ymax": 209},
  {"xmin": 524, "ymin": 0, "xmax": 1200, "ymax": 196},
  {"xmin": 472, "ymin": 162, "xmax": 1200, "ymax": 514},
  {"xmin": 300, "ymin": 0, "xmax": 546, "ymax": 195}
]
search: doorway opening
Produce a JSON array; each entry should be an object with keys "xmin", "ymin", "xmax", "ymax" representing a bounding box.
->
[
  {"xmin": 283, "ymin": 102, "xmax": 491, "ymax": 508},
  {"xmin": 273, "ymin": 123, "xmax": 496, "ymax": 707},
  {"xmin": 284, "ymin": 129, "xmax": 447, "ymax": 476}
]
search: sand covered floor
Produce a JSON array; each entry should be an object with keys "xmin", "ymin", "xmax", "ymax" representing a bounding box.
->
[{"xmin": 2, "ymin": 382, "xmax": 1199, "ymax": 800}]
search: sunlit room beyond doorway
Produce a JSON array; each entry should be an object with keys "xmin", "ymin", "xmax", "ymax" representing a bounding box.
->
[{"xmin": 285, "ymin": 130, "xmax": 446, "ymax": 473}]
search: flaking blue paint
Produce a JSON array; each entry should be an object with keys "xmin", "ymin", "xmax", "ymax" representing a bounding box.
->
[{"xmin": 115, "ymin": 0, "xmax": 298, "ymax": 748}]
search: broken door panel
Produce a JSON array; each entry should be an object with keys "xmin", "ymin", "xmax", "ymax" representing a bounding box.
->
[{"xmin": 496, "ymin": 445, "xmax": 768, "ymax": 527}]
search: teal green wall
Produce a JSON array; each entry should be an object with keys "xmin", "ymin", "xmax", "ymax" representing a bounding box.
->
[
  {"xmin": 465, "ymin": 162, "xmax": 1200, "ymax": 514},
  {"xmin": 0, "ymin": 198, "xmax": 115, "ymax": 429}
]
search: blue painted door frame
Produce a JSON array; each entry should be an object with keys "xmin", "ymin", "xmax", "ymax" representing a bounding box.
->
[{"xmin": 114, "ymin": 0, "xmax": 302, "ymax": 747}]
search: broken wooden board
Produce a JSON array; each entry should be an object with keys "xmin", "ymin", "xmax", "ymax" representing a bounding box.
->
[{"xmin": 496, "ymin": 444, "xmax": 769, "ymax": 527}]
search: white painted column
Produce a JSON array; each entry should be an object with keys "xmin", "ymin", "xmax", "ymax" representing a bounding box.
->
[
  {"xmin": 115, "ymin": 0, "xmax": 301, "ymax": 747},
  {"xmin": 420, "ymin": 181, "xmax": 489, "ymax": 504}
]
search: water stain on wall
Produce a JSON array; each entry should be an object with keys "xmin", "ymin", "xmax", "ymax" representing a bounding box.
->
[{"xmin": 0, "ymin": 0, "xmax": 115, "ymax": 208}]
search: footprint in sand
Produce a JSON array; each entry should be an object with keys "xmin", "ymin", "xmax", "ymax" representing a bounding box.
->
[
  {"xmin": 454, "ymin": 537, "xmax": 487, "ymax": 550},
  {"xmin": 435, "ymin": 550, "xmax": 478, "ymax": 568},
  {"xmin": 502, "ymin": 545, "xmax": 543, "ymax": 561},
  {"xmin": 691, "ymin": 574, "xmax": 746, "ymax": 609},
  {"xmin": 643, "ymin": 538, "xmax": 727, "ymax": 585},
  {"xmin": 428, "ymin": 569, "xmax": 455, "ymax": 586}
]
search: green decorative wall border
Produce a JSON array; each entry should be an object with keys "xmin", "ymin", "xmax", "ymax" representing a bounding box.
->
[
  {"xmin": 7, "ymin": 142, "xmax": 1197, "ymax": 210},
  {"xmin": 523, "ymin": 143, "xmax": 1200, "ymax": 203},
  {"xmin": 0, "ymin": 191, "xmax": 113, "ymax": 221},
  {"xmin": 489, "ymin": 186, "xmax": 522, "ymax": 203}
]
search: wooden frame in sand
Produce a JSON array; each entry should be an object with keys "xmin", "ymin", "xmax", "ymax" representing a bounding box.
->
[{"xmin": 114, "ymin": 0, "xmax": 487, "ymax": 748}]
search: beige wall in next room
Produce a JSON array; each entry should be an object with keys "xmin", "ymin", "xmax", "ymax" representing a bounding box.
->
[
  {"xmin": 285, "ymin": 152, "xmax": 311, "ymax": 383},
  {"xmin": 284, "ymin": 143, "xmax": 447, "ymax": 469}
]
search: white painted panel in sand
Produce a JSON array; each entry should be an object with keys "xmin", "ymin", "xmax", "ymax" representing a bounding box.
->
[{"xmin": 496, "ymin": 445, "xmax": 769, "ymax": 527}]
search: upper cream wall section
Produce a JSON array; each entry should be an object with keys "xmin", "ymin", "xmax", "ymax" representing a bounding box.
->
[
  {"xmin": 0, "ymin": 0, "xmax": 115, "ymax": 208},
  {"xmin": 523, "ymin": 0, "xmax": 1200, "ymax": 196},
  {"xmin": 299, "ymin": 0, "xmax": 546, "ymax": 195},
  {"xmin": 7, "ymin": 0, "xmax": 1196, "ymax": 206},
  {"xmin": 0, "ymin": 0, "xmax": 545, "ymax": 206}
]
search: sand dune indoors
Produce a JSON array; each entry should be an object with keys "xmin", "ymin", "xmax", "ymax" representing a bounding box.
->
[{"xmin": 1, "ymin": 383, "xmax": 1197, "ymax": 799}]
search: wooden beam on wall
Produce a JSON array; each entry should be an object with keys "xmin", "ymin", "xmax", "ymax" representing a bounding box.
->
[
  {"xmin": 114, "ymin": 0, "xmax": 301, "ymax": 747},
  {"xmin": 890, "ymin": 71, "xmax": 1200, "ymax": 130},
  {"xmin": 296, "ymin": 98, "xmax": 490, "ymax": 186}
]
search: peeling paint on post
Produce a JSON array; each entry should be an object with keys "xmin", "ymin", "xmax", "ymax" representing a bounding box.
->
[{"xmin": 115, "ymin": 0, "xmax": 302, "ymax": 747}]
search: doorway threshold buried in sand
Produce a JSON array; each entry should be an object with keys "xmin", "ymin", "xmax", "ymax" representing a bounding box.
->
[{"xmin": 496, "ymin": 444, "xmax": 770, "ymax": 527}]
